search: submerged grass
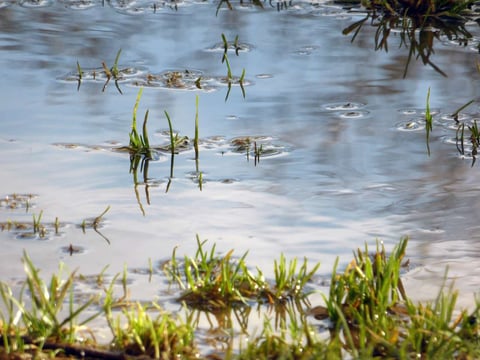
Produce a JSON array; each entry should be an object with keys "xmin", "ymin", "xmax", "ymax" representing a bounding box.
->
[{"xmin": 1, "ymin": 237, "xmax": 480, "ymax": 359}]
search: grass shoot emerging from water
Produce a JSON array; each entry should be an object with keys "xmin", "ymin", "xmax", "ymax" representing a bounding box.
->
[
  {"xmin": 79, "ymin": 205, "xmax": 111, "ymax": 245},
  {"xmin": 425, "ymin": 87, "xmax": 433, "ymax": 156},
  {"xmin": 75, "ymin": 61, "xmax": 83, "ymax": 91},
  {"xmin": 102, "ymin": 48, "xmax": 123, "ymax": 94},
  {"xmin": 129, "ymin": 88, "xmax": 151, "ymax": 156},
  {"xmin": 194, "ymin": 95, "xmax": 200, "ymax": 161},
  {"xmin": 221, "ymin": 34, "xmax": 246, "ymax": 101},
  {"xmin": 452, "ymin": 99, "xmax": 478, "ymax": 165}
]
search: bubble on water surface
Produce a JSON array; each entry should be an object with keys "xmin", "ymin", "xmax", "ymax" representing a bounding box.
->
[
  {"xmin": 365, "ymin": 183, "xmax": 397, "ymax": 192},
  {"xmin": 212, "ymin": 75, "xmax": 253, "ymax": 88},
  {"xmin": 206, "ymin": 41, "xmax": 253, "ymax": 53},
  {"xmin": 61, "ymin": 66, "xmax": 224, "ymax": 93},
  {"xmin": 60, "ymin": 0, "xmax": 100, "ymax": 9},
  {"xmin": 53, "ymin": 143, "xmax": 96, "ymax": 152},
  {"xmin": 128, "ymin": 69, "xmax": 220, "ymax": 92},
  {"xmin": 198, "ymin": 136, "xmax": 229, "ymax": 151},
  {"xmin": 227, "ymin": 136, "xmax": 291, "ymax": 158},
  {"xmin": 0, "ymin": 0, "xmax": 13, "ymax": 7},
  {"xmin": 439, "ymin": 34, "xmax": 480, "ymax": 53},
  {"xmin": 419, "ymin": 108, "xmax": 440, "ymax": 116},
  {"xmin": 108, "ymin": 0, "xmax": 184, "ymax": 13},
  {"xmin": 337, "ymin": 110, "xmax": 369, "ymax": 119},
  {"xmin": 19, "ymin": 0, "xmax": 53, "ymax": 7},
  {"xmin": 395, "ymin": 120, "xmax": 425, "ymax": 131},
  {"xmin": 307, "ymin": 3, "xmax": 353, "ymax": 17},
  {"xmin": 440, "ymin": 113, "xmax": 472, "ymax": 122},
  {"xmin": 60, "ymin": 245, "xmax": 86, "ymax": 255},
  {"xmin": 293, "ymin": 45, "xmax": 318, "ymax": 56},
  {"xmin": 60, "ymin": 66, "xmax": 147, "ymax": 83},
  {"xmin": 15, "ymin": 232, "xmax": 39, "ymax": 240},
  {"xmin": 441, "ymin": 136, "xmax": 458, "ymax": 145},
  {"xmin": 438, "ymin": 113, "xmax": 476, "ymax": 130},
  {"xmin": 256, "ymin": 73, "xmax": 273, "ymax": 79},
  {"xmin": 398, "ymin": 108, "xmax": 418, "ymax": 115},
  {"xmin": 322, "ymin": 102, "xmax": 366, "ymax": 111},
  {"xmin": 0, "ymin": 193, "xmax": 37, "ymax": 210}
]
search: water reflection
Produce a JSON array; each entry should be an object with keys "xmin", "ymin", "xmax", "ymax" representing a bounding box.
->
[{"xmin": 343, "ymin": 4, "xmax": 477, "ymax": 77}]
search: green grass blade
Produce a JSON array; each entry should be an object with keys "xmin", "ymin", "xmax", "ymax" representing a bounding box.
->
[
  {"xmin": 112, "ymin": 48, "xmax": 122, "ymax": 78},
  {"xmin": 425, "ymin": 87, "xmax": 433, "ymax": 156},
  {"xmin": 194, "ymin": 95, "xmax": 199, "ymax": 160},
  {"xmin": 142, "ymin": 109, "xmax": 150, "ymax": 149},
  {"xmin": 164, "ymin": 110, "xmax": 175, "ymax": 155}
]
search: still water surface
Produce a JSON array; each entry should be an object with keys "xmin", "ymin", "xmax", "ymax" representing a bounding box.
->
[{"xmin": 1, "ymin": 0, "xmax": 480, "ymax": 313}]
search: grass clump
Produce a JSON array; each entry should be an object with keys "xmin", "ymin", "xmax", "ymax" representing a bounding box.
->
[
  {"xmin": 163, "ymin": 235, "xmax": 320, "ymax": 312},
  {"xmin": 109, "ymin": 302, "xmax": 198, "ymax": 359},
  {"xmin": 0, "ymin": 252, "xmax": 102, "ymax": 356},
  {"xmin": 102, "ymin": 48, "xmax": 123, "ymax": 94},
  {"xmin": 237, "ymin": 306, "xmax": 331, "ymax": 360},
  {"xmin": 163, "ymin": 236, "xmax": 259, "ymax": 310},
  {"xmin": 312, "ymin": 236, "xmax": 480, "ymax": 359},
  {"xmin": 129, "ymin": 88, "xmax": 151, "ymax": 156}
]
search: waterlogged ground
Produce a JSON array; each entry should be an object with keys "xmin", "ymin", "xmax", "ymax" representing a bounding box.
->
[{"xmin": 2, "ymin": 0, "xmax": 480, "ymax": 346}]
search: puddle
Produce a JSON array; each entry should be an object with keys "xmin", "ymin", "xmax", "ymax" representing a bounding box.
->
[{"xmin": 2, "ymin": 0, "xmax": 480, "ymax": 353}]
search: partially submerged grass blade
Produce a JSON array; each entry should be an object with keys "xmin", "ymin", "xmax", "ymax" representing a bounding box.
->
[
  {"xmin": 452, "ymin": 99, "xmax": 475, "ymax": 123},
  {"xmin": 164, "ymin": 110, "xmax": 175, "ymax": 156},
  {"xmin": 223, "ymin": 53, "xmax": 233, "ymax": 80},
  {"xmin": 111, "ymin": 48, "xmax": 122, "ymax": 79},
  {"xmin": 225, "ymin": 81, "xmax": 232, "ymax": 102},
  {"xmin": 142, "ymin": 109, "xmax": 150, "ymax": 150},
  {"xmin": 239, "ymin": 68, "xmax": 246, "ymax": 99},
  {"xmin": 76, "ymin": 61, "xmax": 82, "ymax": 91},
  {"xmin": 194, "ymin": 95, "xmax": 199, "ymax": 160},
  {"xmin": 221, "ymin": 33, "xmax": 228, "ymax": 61},
  {"xmin": 129, "ymin": 88, "xmax": 144, "ymax": 150},
  {"xmin": 425, "ymin": 87, "xmax": 433, "ymax": 156}
]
